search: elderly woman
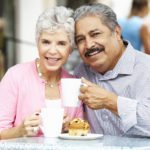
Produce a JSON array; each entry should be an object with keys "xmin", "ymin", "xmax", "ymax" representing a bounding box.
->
[{"xmin": 0, "ymin": 6, "xmax": 83, "ymax": 139}]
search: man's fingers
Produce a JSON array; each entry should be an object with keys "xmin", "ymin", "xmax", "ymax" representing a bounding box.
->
[
  {"xmin": 81, "ymin": 77, "xmax": 93, "ymax": 86},
  {"xmin": 80, "ymin": 85, "xmax": 88, "ymax": 93},
  {"xmin": 78, "ymin": 93, "xmax": 86, "ymax": 101}
]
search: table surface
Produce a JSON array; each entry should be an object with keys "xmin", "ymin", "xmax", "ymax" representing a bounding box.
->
[{"xmin": 0, "ymin": 134, "xmax": 150, "ymax": 150}]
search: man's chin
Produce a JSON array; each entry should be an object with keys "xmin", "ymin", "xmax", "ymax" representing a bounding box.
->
[{"xmin": 85, "ymin": 60, "xmax": 105, "ymax": 73}]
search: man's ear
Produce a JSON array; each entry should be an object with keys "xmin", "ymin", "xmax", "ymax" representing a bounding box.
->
[{"xmin": 114, "ymin": 25, "xmax": 122, "ymax": 40}]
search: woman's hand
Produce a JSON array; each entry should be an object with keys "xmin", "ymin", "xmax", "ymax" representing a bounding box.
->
[
  {"xmin": 20, "ymin": 111, "xmax": 41, "ymax": 137},
  {"xmin": 62, "ymin": 114, "xmax": 71, "ymax": 133}
]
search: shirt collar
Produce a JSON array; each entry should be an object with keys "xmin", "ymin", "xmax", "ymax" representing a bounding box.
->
[
  {"xmin": 89, "ymin": 41, "xmax": 136, "ymax": 80},
  {"xmin": 113, "ymin": 41, "xmax": 135, "ymax": 75}
]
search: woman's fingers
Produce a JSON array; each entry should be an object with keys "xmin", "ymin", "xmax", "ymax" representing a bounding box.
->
[
  {"xmin": 62, "ymin": 115, "xmax": 71, "ymax": 133},
  {"xmin": 24, "ymin": 126, "xmax": 39, "ymax": 137},
  {"xmin": 23, "ymin": 112, "xmax": 41, "ymax": 137}
]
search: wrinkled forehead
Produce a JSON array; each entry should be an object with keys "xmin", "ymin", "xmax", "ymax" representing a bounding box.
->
[
  {"xmin": 75, "ymin": 15, "xmax": 108, "ymax": 33},
  {"xmin": 75, "ymin": 13, "xmax": 106, "ymax": 28},
  {"xmin": 38, "ymin": 28, "xmax": 71, "ymax": 45},
  {"xmin": 75, "ymin": 12, "xmax": 103, "ymax": 22},
  {"xmin": 40, "ymin": 28, "xmax": 70, "ymax": 38}
]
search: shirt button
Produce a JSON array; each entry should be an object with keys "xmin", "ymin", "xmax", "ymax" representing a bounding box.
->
[{"xmin": 101, "ymin": 114, "xmax": 109, "ymax": 121}]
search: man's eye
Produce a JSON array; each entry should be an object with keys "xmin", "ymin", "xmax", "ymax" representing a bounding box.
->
[
  {"xmin": 91, "ymin": 32, "xmax": 100, "ymax": 37},
  {"xmin": 76, "ymin": 38, "xmax": 84, "ymax": 44}
]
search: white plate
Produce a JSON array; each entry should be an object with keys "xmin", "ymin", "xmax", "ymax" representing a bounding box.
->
[{"xmin": 58, "ymin": 133, "xmax": 103, "ymax": 140}]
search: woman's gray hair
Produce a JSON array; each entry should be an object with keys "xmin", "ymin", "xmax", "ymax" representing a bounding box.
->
[
  {"xmin": 74, "ymin": 3, "xmax": 119, "ymax": 32},
  {"xmin": 36, "ymin": 6, "xmax": 75, "ymax": 47}
]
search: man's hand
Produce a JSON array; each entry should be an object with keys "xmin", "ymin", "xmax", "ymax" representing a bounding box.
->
[{"xmin": 79, "ymin": 77, "xmax": 118, "ymax": 115}]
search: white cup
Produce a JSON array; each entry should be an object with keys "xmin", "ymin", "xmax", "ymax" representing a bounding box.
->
[
  {"xmin": 40, "ymin": 108, "xmax": 64, "ymax": 137},
  {"xmin": 61, "ymin": 78, "xmax": 82, "ymax": 107}
]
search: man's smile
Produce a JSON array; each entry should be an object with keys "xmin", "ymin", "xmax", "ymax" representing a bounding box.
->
[{"xmin": 84, "ymin": 47, "xmax": 104, "ymax": 57}]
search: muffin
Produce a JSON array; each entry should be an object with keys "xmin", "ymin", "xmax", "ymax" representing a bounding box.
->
[{"xmin": 68, "ymin": 118, "xmax": 90, "ymax": 136}]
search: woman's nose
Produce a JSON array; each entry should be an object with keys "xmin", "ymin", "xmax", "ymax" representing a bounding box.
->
[{"xmin": 47, "ymin": 44, "xmax": 58, "ymax": 53}]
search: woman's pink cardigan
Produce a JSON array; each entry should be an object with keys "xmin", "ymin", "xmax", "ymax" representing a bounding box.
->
[{"xmin": 0, "ymin": 60, "xmax": 83, "ymax": 132}]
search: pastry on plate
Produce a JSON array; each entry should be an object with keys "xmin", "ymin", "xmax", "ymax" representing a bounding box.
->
[{"xmin": 68, "ymin": 118, "xmax": 90, "ymax": 136}]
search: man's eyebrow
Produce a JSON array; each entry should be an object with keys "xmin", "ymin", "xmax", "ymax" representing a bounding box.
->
[
  {"xmin": 89, "ymin": 29, "xmax": 100, "ymax": 33},
  {"xmin": 75, "ymin": 29, "xmax": 100, "ymax": 39},
  {"xmin": 75, "ymin": 29, "xmax": 100, "ymax": 36},
  {"xmin": 75, "ymin": 34, "xmax": 83, "ymax": 39}
]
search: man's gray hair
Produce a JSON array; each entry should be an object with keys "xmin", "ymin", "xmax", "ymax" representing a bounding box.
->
[
  {"xmin": 74, "ymin": 3, "xmax": 119, "ymax": 32},
  {"xmin": 36, "ymin": 6, "xmax": 75, "ymax": 47}
]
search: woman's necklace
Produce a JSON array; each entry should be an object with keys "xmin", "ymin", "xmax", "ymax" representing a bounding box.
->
[{"xmin": 36, "ymin": 60, "xmax": 59, "ymax": 88}]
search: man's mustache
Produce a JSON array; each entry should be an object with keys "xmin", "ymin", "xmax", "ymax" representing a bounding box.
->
[{"xmin": 84, "ymin": 47, "xmax": 104, "ymax": 57}]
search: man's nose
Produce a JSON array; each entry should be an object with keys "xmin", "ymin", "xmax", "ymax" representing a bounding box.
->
[{"xmin": 85, "ymin": 38, "xmax": 94, "ymax": 49}]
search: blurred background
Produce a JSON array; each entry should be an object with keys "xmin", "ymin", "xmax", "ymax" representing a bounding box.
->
[{"xmin": 0, "ymin": 0, "xmax": 150, "ymax": 79}]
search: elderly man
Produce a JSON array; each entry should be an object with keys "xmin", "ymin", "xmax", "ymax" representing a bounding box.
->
[{"xmin": 74, "ymin": 3, "xmax": 150, "ymax": 137}]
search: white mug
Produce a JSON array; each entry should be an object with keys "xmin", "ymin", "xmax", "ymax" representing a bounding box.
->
[
  {"xmin": 61, "ymin": 78, "xmax": 82, "ymax": 107},
  {"xmin": 40, "ymin": 108, "xmax": 64, "ymax": 137}
]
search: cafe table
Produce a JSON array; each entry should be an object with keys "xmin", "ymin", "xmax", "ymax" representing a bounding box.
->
[{"xmin": 0, "ymin": 134, "xmax": 150, "ymax": 150}]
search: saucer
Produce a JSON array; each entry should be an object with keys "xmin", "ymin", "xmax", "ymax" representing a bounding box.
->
[{"xmin": 58, "ymin": 133, "xmax": 103, "ymax": 140}]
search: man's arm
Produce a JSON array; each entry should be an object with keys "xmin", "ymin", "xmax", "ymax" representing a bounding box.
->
[{"xmin": 79, "ymin": 77, "xmax": 150, "ymax": 137}]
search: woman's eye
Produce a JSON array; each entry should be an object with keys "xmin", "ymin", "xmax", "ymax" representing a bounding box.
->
[
  {"xmin": 58, "ymin": 41, "xmax": 66, "ymax": 46},
  {"xmin": 42, "ymin": 40, "xmax": 50, "ymax": 44}
]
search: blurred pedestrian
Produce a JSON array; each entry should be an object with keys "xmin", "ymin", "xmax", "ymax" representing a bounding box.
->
[{"xmin": 118, "ymin": 0, "xmax": 150, "ymax": 54}]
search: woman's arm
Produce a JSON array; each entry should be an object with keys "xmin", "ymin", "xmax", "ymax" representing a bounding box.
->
[
  {"xmin": 0, "ymin": 124, "xmax": 25, "ymax": 139},
  {"xmin": 0, "ymin": 113, "xmax": 41, "ymax": 139}
]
